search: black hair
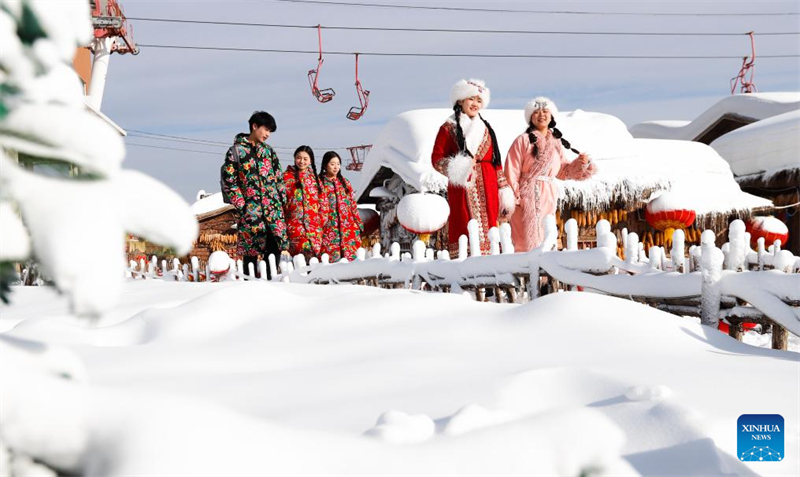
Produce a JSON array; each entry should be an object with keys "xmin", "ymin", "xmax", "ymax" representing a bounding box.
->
[
  {"xmin": 452, "ymin": 103, "xmax": 502, "ymax": 168},
  {"xmin": 320, "ymin": 150, "xmax": 351, "ymax": 193},
  {"xmin": 527, "ymin": 116, "xmax": 580, "ymax": 159},
  {"xmin": 249, "ymin": 111, "xmax": 277, "ymax": 133},
  {"xmin": 293, "ymin": 145, "xmax": 322, "ymax": 195}
]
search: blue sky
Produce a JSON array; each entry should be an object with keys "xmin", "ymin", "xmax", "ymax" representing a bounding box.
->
[{"xmin": 99, "ymin": 0, "xmax": 800, "ymax": 202}]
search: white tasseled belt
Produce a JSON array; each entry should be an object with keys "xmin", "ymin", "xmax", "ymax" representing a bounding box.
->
[{"xmin": 533, "ymin": 175, "xmax": 554, "ymax": 182}]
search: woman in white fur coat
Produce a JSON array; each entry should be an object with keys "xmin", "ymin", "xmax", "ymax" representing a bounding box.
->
[
  {"xmin": 505, "ymin": 97, "xmax": 596, "ymax": 252},
  {"xmin": 431, "ymin": 79, "xmax": 515, "ymax": 257}
]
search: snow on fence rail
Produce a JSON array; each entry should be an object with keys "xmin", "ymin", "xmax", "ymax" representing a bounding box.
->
[{"xmin": 127, "ymin": 218, "xmax": 800, "ymax": 350}]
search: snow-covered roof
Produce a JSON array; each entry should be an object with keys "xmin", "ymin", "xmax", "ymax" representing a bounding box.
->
[
  {"xmin": 190, "ymin": 192, "xmax": 233, "ymax": 217},
  {"xmin": 710, "ymin": 109, "xmax": 800, "ymax": 178},
  {"xmin": 629, "ymin": 92, "xmax": 800, "ymax": 141},
  {"xmin": 358, "ymin": 108, "xmax": 771, "ymax": 219}
]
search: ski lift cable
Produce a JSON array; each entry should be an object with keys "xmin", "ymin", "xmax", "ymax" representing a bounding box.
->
[
  {"xmin": 137, "ymin": 44, "xmax": 800, "ymax": 59},
  {"xmin": 127, "ymin": 17, "xmax": 800, "ymax": 36},
  {"xmin": 271, "ymin": 0, "xmax": 800, "ymax": 17},
  {"xmin": 125, "ymin": 129, "xmax": 352, "ymax": 151}
]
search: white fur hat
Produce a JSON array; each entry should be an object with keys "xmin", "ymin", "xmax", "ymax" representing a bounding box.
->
[
  {"xmin": 524, "ymin": 97, "xmax": 558, "ymax": 125},
  {"xmin": 450, "ymin": 78, "xmax": 491, "ymax": 108}
]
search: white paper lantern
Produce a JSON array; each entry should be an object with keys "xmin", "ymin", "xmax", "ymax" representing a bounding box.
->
[{"xmin": 397, "ymin": 193, "xmax": 449, "ymax": 234}]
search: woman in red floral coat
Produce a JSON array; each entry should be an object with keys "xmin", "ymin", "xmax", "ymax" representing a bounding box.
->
[
  {"xmin": 431, "ymin": 79, "xmax": 516, "ymax": 257},
  {"xmin": 283, "ymin": 146, "xmax": 328, "ymax": 260},
  {"xmin": 319, "ymin": 151, "xmax": 363, "ymax": 262}
]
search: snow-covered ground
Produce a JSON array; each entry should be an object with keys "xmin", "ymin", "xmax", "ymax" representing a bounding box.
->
[{"xmin": 2, "ymin": 281, "xmax": 798, "ymax": 476}]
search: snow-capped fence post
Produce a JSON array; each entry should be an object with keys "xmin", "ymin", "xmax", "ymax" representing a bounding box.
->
[
  {"xmin": 390, "ymin": 242, "xmax": 401, "ymax": 261},
  {"xmin": 372, "ymin": 243, "xmax": 381, "ymax": 258},
  {"xmin": 542, "ymin": 215, "xmax": 558, "ymax": 252},
  {"xmin": 412, "ymin": 240, "xmax": 425, "ymax": 262},
  {"xmin": 293, "ymin": 254, "xmax": 307, "ymax": 275},
  {"xmin": 488, "ymin": 227, "xmax": 500, "ymax": 255},
  {"xmin": 700, "ymin": 230, "xmax": 724, "ymax": 328},
  {"xmin": 648, "ymin": 247, "xmax": 660, "ymax": 270},
  {"xmin": 437, "ymin": 250, "xmax": 450, "ymax": 261},
  {"xmin": 500, "ymin": 223, "xmax": 514, "ymax": 254},
  {"xmin": 467, "ymin": 220, "xmax": 480, "ymax": 257},
  {"xmin": 246, "ymin": 261, "xmax": 255, "ymax": 279},
  {"xmin": 726, "ymin": 220, "xmax": 746, "ymax": 272},
  {"xmin": 773, "ymin": 250, "xmax": 794, "ymax": 273},
  {"xmin": 772, "ymin": 323, "xmax": 789, "ymax": 350},
  {"xmin": 565, "ymin": 218, "xmax": 578, "ymax": 251},
  {"xmin": 267, "ymin": 254, "xmax": 278, "ymax": 280},
  {"xmin": 527, "ymin": 254, "xmax": 540, "ymax": 301},
  {"xmin": 357, "ymin": 248, "xmax": 366, "ymax": 261},
  {"xmin": 671, "ymin": 229, "xmax": 685, "ymax": 273},
  {"xmin": 773, "ymin": 239, "xmax": 782, "ymax": 254},
  {"xmin": 191, "ymin": 256, "xmax": 200, "ymax": 282},
  {"xmin": 258, "ymin": 260, "xmax": 268, "ymax": 280},
  {"xmin": 181, "ymin": 263, "xmax": 190, "ymax": 282},
  {"xmin": 458, "ymin": 235, "xmax": 468, "ymax": 260},
  {"xmin": 625, "ymin": 232, "xmax": 639, "ymax": 266}
]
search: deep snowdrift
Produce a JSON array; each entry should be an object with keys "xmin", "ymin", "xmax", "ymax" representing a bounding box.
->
[{"xmin": 1, "ymin": 282, "xmax": 797, "ymax": 476}]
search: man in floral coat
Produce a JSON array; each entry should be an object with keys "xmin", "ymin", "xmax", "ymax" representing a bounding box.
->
[{"xmin": 221, "ymin": 111, "xmax": 288, "ymax": 276}]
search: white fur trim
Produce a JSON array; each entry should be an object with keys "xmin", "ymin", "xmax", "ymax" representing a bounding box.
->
[
  {"xmin": 524, "ymin": 96, "xmax": 558, "ymax": 125},
  {"xmin": 447, "ymin": 153, "xmax": 474, "ymax": 188},
  {"xmin": 445, "ymin": 113, "xmax": 487, "ymax": 157},
  {"xmin": 450, "ymin": 78, "xmax": 491, "ymax": 108},
  {"xmin": 499, "ymin": 186, "xmax": 516, "ymax": 216}
]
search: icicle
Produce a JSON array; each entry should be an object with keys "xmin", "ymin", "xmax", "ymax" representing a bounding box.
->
[
  {"xmin": 467, "ymin": 219, "xmax": 480, "ymax": 257},
  {"xmin": 488, "ymin": 227, "xmax": 500, "ymax": 255},
  {"xmin": 565, "ymin": 218, "xmax": 578, "ymax": 251},
  {"xmin": 499, "ymin": 222, "xmax": 514, "ymax": 254}
]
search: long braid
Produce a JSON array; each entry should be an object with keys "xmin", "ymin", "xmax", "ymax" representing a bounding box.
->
[
  {"xmin": 479, "ymin": 114, "xmax": 502, "ymax": 168},
  {"xmin": 337, "ymin": 171, "xmax": 351, "ymax": 194},
  {"xmin": 526, "ymin": 123, "xmax": 538, "ymax": 158},
  {"xmin": 452, "ymin": 104, "xmax": 472, "ymax": 157},
  {"xmin": 549, "ymin": 118, "xmax": 581, "ymax": 154},
  {"xmin": 309, "ymin": 159, "xmax": 322, "ymax": 195}
]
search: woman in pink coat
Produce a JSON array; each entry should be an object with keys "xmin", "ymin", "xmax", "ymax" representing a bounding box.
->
[{"xmin": 505, "ymin": 97, "xmax": 597, "ymax": 251}]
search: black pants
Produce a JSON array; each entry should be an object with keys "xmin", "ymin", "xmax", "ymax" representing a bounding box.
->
[{"xmin": 243, "ymin": 229, "xmax": 280, "ymax": 279}]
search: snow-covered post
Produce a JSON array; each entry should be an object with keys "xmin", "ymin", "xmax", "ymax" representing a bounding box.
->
[
  {"xmin": 412, "ymin": 240, "xmax": 426, "ymax": 262},
  {"xmin": 390, "ymin": 242, "xmax": 401, "ymax": 261},
  {"xmin": 258, "ymin": 260, "xmax": 268, "ymax": 279},
  {"xmin": 700, "ymin": 230, "xmax": 723, "ymax": 327},
  {"xmin": 488, "ymin": 227, "xmax": 500, "ymax": 255},
  {"xmin": 246, "ymin": 261, "xmax": 255, "ymax": 279},
  {"xmin": 648, "ymin": 247, "xmax": 662, "ymax": 270},
  {"xmin": 181, "ymin": 263, "xmax": 190, "ymax": 282},
  {"xmin": 726, "ymin": 220, "xmax": 746, "ymax": 272},
  {"xmin": 621, "ymin": 227, "xmax": 628, "ymax": 251},
  {"xmin": 437, "ymin": 250, "xmax": 450, "ymax": 261},
  {"xmin": 356, "ymin": 248, "xmax": 366, "ymax": 261},
  {"xmin": 499, "ymin": 223, "xmax": 514, "ymax": 254},
  {"xmin": 541, "ymin": 215, "xmax": 558, "ymax": 252},
  {"xmin": 191, "ymin": 256, "xmax": 200, "ymax": 282},
  {"xmin": 425, "ymin": 248, "xmax": 435, "ymax": 260},
  {"xmin": 671, "ymin": 229, "xmax": 686, "ymax": 273},
  {"xmin": 757, "ymin": 237, "xmax": 766, "ymax": 271},
  {"xmin": 293, "ymin": 254, "xmax": 307, "ymax": 273},
  {"xmin": 625, "ymin": 232, "xmax": 639, "ymax": 266},
  {"xmin": 596, "ymin": 220, "xmax": 615, "ymax": 250},
  {"xmin": 372, "ymin": 243, "xmax": 381, "ymax": 258},
  {"xmin": 527, "ymin": 254, "xmax": 540, "ymax": 301},
  {"xmin": 774, "ymin": 250, "xmax": 794, "ymax": 273},
  {"xmin": 467, "ymin": 220, "xmax": 480, "ymax": 257},
  {"xmin": 565, "ymin": 218, "xmax": 578, "ymax": 251},
  {"xmin": 267, "ymin": 254, "xmax": 278, "ymax": 279},
  {"xmin": 773, "ymin": 239, "xmax": 782, "ymax": 255},
  {"xmin": 160, "ymin": 259, "xmax": 167, "ymax": 277},
  {"xmin": 638, "ymin": 242, "xmax": 647, "ymax": 263},
  {"xmin": 458, "ymin": 235, "xmax": 468, "ymax": 259}
]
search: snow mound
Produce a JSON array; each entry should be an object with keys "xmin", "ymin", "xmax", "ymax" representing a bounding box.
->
[
  {"xmin": 624, "ymin": 385, "xmax": 672, "ymax": 402},
  {"xmin": 363, "ymin": 410, "xmax": 435, "ymax": 444}
]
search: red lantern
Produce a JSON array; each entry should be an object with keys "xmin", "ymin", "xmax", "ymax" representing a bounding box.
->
[
  {"xmin": 746, "ymin": 216, "xmax": 789, "ymax": 248},
  {"xmin": 645, "ymin": 194, "xmax": 696, "ymax": 230},
  {"xmin": 397, "ymin": 193, "xmax": 449, "ymax": 242}
]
